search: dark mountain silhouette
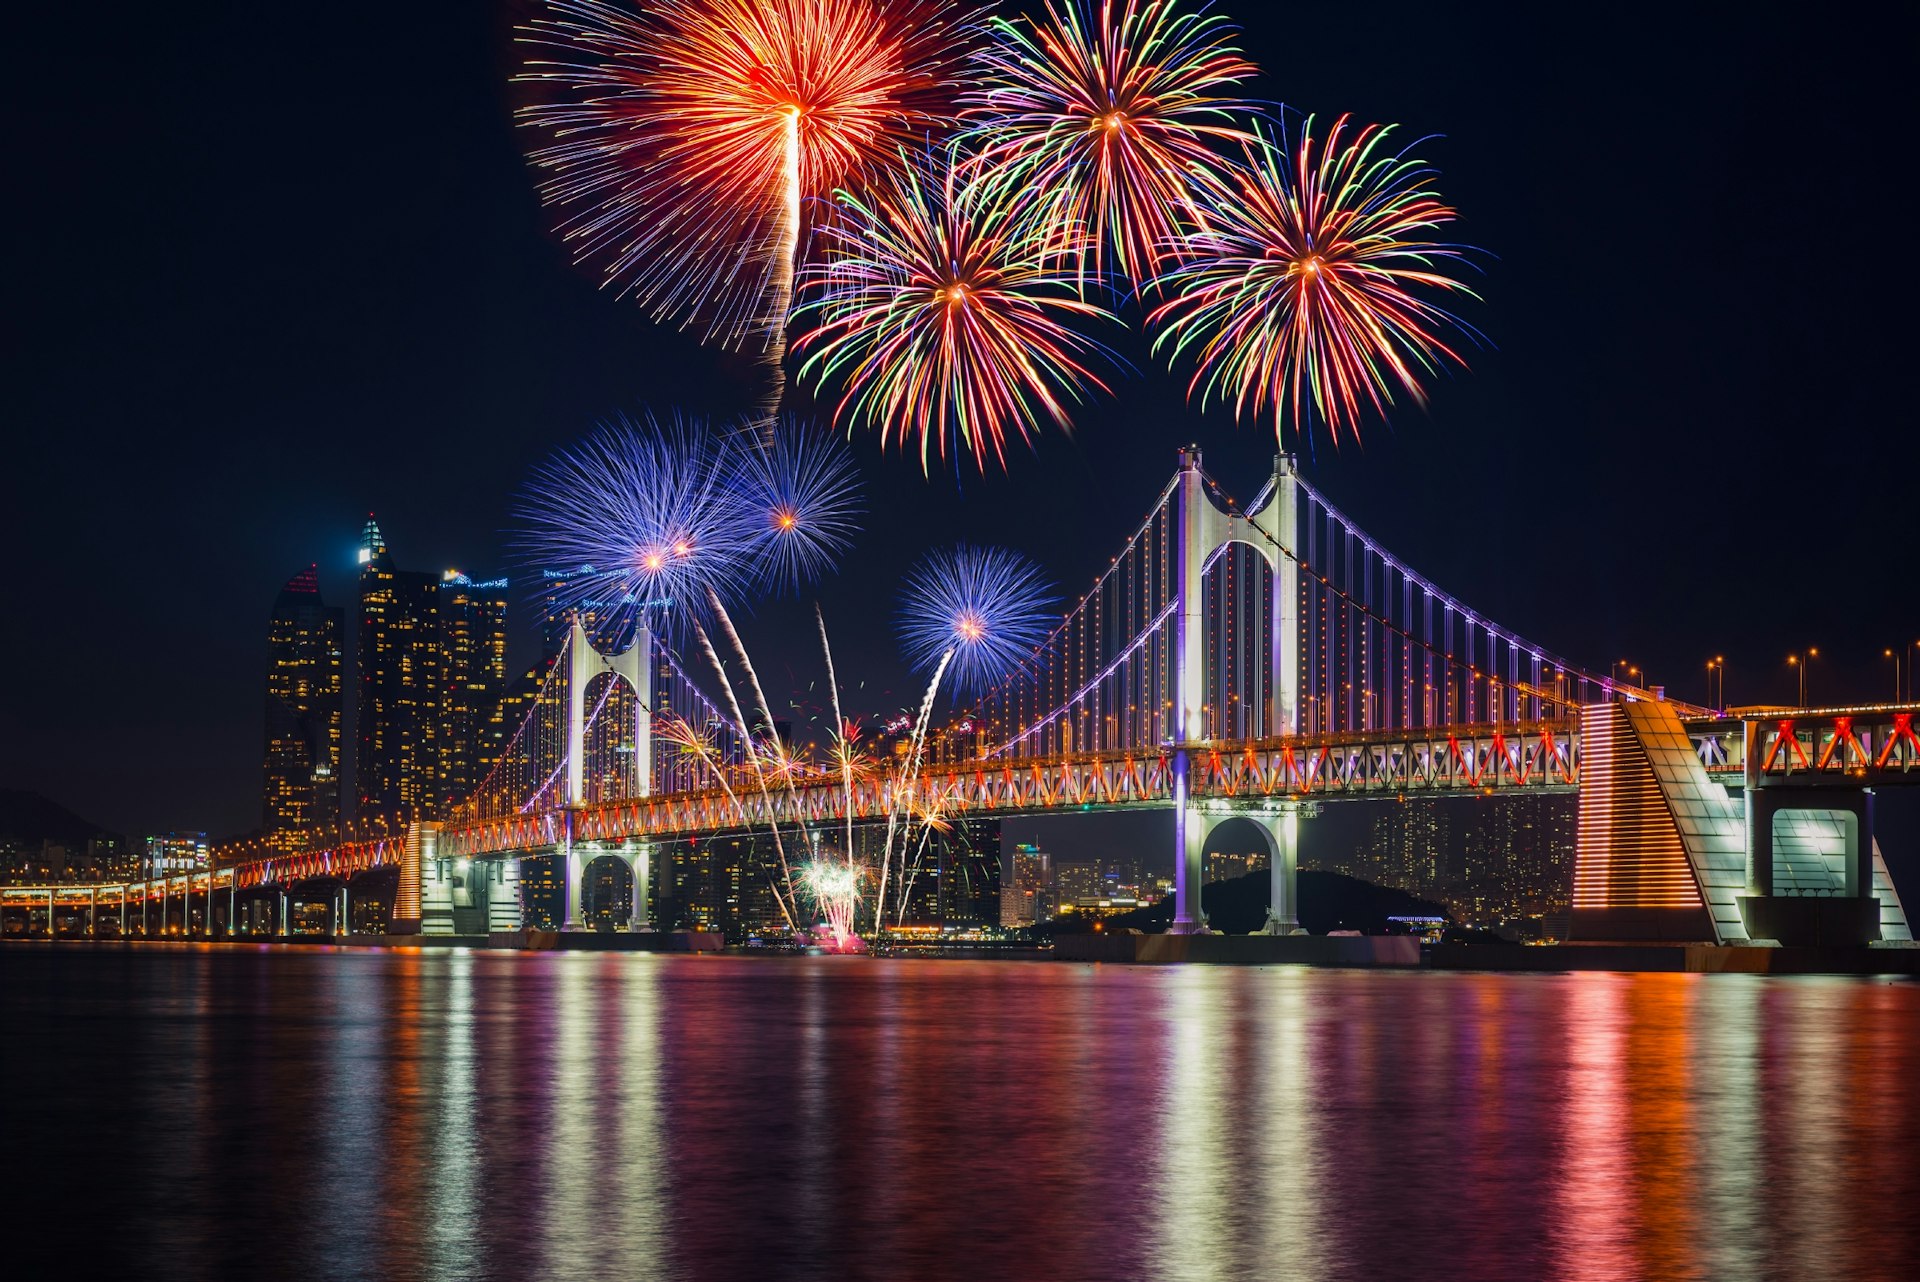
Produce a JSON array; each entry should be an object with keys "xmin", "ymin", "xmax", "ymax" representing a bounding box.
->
[
  {"xmin": 0, "ymin": 789, "xmax": 119, "ymax": 848},
  {"xmin": 1047, "ymin": 869, "xmax": 1453, "ymax": 936}
]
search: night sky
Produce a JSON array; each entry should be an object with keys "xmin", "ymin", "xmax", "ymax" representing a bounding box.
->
[{"xmin": 8, "ymin": 1, "xmax": 1915, "ymax": 854}]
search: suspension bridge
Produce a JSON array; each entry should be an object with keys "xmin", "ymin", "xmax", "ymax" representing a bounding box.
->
[{"xmin": 8, "ymin": 450, "xmax": 1915, "ymax": 948}]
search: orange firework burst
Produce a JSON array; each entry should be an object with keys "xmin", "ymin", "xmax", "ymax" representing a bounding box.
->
[
  {"xmin": 795, "ymin": 150, "xmax": 1119, "ymax": 473},
  {"xmin": 1149, "ymin": 114, "xmax": 1481, "ymax": 446},
  {"xmin": 518, "ymin": 0, "xmax": 976, "ymax": 351}
]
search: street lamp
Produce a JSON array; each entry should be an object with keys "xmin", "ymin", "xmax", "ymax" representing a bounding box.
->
[
  {"xmin": 1787, "ymin": 648, "xmax": 1818, "ymax": 707},
  {"xmin": 1706, "ymin": 656, "xmax": 1726, "ymax": 709},
  {"xmin": 1611, "ymin": 660, "xmax": 1642, "ymax": 701},
  {"xmin": 1889, "ymin": 648, "xmax": 1905, "ymax": 703}
]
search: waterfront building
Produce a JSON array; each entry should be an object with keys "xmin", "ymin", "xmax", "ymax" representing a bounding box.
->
[
  {"xmin": 432, "ymin": 571, "xmax": 509, "ymax": 815},
  {"xmin": 1204, "ymin": 849, "xmax": 1264, "ymax": 884},
  {"xmin": 354, "ymin": 520, "xmax": 512, "ymax": 822},
  {"xmin": 261, "ymin": 565, "xmax": 343, "ymax": 851},
  {"xmin": 896, "ymin": 817, "xmax": 1002, "ymax": 927},
  {"xmin": 356, "ymin": 517, "xmax": 440, "ymax": 822},
  {"xmin": 1001, "ymin": 841, "xmax": 1050, "ymax": 926},
  {"xmin": 145, "ymin": 832, "xmax": 207, "ymax": 877},
  {"xmin": 1055, "ymin": 859, "xmax": 1103, "ymax": 904}
]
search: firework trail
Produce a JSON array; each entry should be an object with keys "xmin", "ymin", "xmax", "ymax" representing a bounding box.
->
[
  {"xmin": 815, "ymin": 604, "xmax": 860, "ymax": 894},
  {"xmin": 1148, "ymin": 113, "xmax": 1480, "ymax": 447},
  {"xmin": 877, "ymin": 545, "xmax": 1055, "ymax": 922},
  {"xmin": 893, "ymin": 786, "xmax": 955, "ymax": 925},
  {"xmin": 708, "ymin": 586, "xmax": 812, "ymax": 833},
  {"xmin": 691, "ymin": 616, "xmax": 803, "ymax": 929},
  {"xmin": 517, "ymin": 0, "xmax": 977, "ymax": 406},
  {"xmin": 731, "ymin": 417, "xmax": 863, "ymax": 595},
  {"xmin": 796, "ymin": 148, "xmax": 1120, "ymax": 472},
  {"xmin": 657, "ymin": 711, "xmax": 798, "ymax": 931},
  {"xmin": 961, "ymin": 0, "xmax": 1257, "ymax": 290},
  {"xmin": 875, "ymin": 646, "xmax": 952, "ymax": 939}
]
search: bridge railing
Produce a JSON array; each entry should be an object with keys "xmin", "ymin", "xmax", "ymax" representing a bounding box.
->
[{"xmin": 1690, "ymin": 706, "xmax": 1920, "ymax": 779}]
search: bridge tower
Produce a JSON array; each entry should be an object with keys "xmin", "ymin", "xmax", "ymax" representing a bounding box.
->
[
  {"xmin": 561, "ymin": 617, "xmax": 654, "ymax": 931},
  {"xmin": 1168, "ymin": 448, "xmax": 1303, "ymax": 935}
]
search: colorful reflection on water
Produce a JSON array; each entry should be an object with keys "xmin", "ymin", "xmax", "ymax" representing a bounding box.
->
[{"xmin": 4, "ymin": 949, "xmax": 1917, "ymax": 1281}]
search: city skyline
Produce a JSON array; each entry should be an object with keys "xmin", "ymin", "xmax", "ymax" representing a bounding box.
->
[
  {"xmin": 7, "ymin": 6, "xmax": 1918, "ymax": 1279},
  {"xmin": 8, "ymin": 0, "xmax": 1915, "ymax": 850}
]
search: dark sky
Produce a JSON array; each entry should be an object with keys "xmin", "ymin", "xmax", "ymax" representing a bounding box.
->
[{"xmin": 8, "ymin": 0, "xmax": 1916, "ymax": 852}]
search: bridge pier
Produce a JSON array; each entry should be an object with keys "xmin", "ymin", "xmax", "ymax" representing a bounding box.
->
[
  {"xmin": 1260, "ymin": 807, "xmax": 1303, "ymax": 936},
  {"xmin": 561, "ymin": 816, "xmax": 584, "ymax": 932},
  {"xmin": 630, "ymin": 842, "xmax": 652, "ymax": 932},
  {"xmin": 1169, "ymin": 789, "xmax": 1209, "ymax": 934}
]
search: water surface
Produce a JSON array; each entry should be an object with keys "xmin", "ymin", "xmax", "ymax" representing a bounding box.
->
[{"xmin": 4, "ymin": 947, "xmax": 1917, "ymax": 1281}]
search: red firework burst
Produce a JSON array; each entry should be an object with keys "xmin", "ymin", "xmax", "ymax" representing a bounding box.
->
[{"xmin": 517, "ymin": 0, "xmax": 976, "ymax": 349}]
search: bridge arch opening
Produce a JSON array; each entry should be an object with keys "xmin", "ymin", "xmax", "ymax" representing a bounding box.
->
[
  {"xmin": 580, "ymin": 671, "xmax": 647, "ymax": 805},
  {"xmin": 580, "ymin": 853, "xmax": 634, "ymax": 929},
  {"xmin": 1199, "ymin": 816, "xmax": 1275, "ymax": 928},
  {"xmin": 1769, "ymin": 807, "xmax": 1862, "ymax": 897},
  {"xmin": 1199, "ymin": 547, "xmax": 1282, "ymax": 742}
]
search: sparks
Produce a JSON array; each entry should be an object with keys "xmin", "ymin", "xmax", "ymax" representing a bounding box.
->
[
  {"xmin": 516, "ymin": 0, "xmax": 976, "ymax": 355},
  {"xmin": 897, "ymin": 544, "xmax": 1057, "ymax": 694},
  {"xmin": 960, "ymin": 0, "xmax": 1257, "ymax": 288},
  {"xmin": 729, "ymin": 416, "xmax": 864, "ymax": 594},
  {"xmin": 1148, "ymin": 113, "xmax": 1481, "ymax": 446},
  {"xmin": 795, "ymin": 148, "xmax": 1119, "ymax": 473},
  {"xmin": 515, "ymin": 411, "xmax": 864, "ymax": 636}
]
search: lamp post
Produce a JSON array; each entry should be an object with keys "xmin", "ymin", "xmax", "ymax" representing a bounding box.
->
[
  {"xmin": 1706, "ymin": 656, "xmax": 1726, "ymax": 710},
  {"xmin": 1611, "ymin": 660, "xmax": 1641, "ymax": 700},
  {"xmin": 1787, "ymin": 648, "xmax": 1818, "ymax": 707},
  {"xmin": 1889, "ymin": 649, "xmax": 1905, "ymax": 703}
]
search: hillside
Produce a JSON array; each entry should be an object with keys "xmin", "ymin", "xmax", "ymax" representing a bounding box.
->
[
  {"xmin": 1051, "ymin": 868, "xmax": 1453, "ymax": 936},
  {"xmin": 0, "ymin": 788, "xmax": 119, "ymax": 848}
]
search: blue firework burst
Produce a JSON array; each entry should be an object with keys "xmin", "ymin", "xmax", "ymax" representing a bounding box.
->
[
  {"xmin": 730, "ymin": 417, "xmax": 865, "ymax": 595},
  {"xmin": 897, "ymin": 544, "xmax": 1056, "ymax": 694},
  {"xmin": 516, "ymin": 411, "xmax": 756, "ymax": 640}
]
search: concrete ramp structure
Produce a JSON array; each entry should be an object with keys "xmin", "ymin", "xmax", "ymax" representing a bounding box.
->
[{"xmin": 1572, "ymin": 701, "xmax": 1910, "ymax": 945}]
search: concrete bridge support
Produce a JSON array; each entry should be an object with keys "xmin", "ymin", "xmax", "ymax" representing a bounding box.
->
[
  {"xmin": 1259, "ymin": 807, "xmax": 1303, "ymax": 936},
  {"xmin": 1169, "ymin": 448, "xmax": 1299, "ymax": 934},
  {"xmin": 631, "ymin": 842, "xmax": 652, "ymax": 932}
]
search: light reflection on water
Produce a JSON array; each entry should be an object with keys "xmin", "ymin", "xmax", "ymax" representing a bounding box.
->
[{"xmin": 4, "ymin": 949, "xmax": 1918, "ymax": 1282}]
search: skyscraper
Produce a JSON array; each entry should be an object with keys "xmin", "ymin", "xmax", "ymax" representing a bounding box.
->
[
  {"xmin": 432, "ymin": 571, "xmax": 509, "ymax": 815},
  {"xmin": 356, "ymin": 517, "xmax": 440, "ymax": 823},
  {"xmin": 145, "ymin": 832, "xmax": 207, "ymax": 877},
  {"xmin": 895, "ymin": 816, "xmax": 1002, "ymax": 926},
  {"xmin": 261, "ymin": 565, "xmax": 343, "ymax": 850},
  {"xmin": 354, "ymin": 520, "xmax": 513, "ymax": 823},
  {"xmin": 1002, "ymin": 841, "xmax": 1050, "ymax": 926}
]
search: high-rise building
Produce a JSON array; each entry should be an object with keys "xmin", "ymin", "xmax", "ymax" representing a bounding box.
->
[
  {"xmin": 895, "ymin": 817, "xmax": 1002, "ymax": 927},
  {"xmin": 1055, "ymin": 859, "xmax": 1103, "ymax": 903},
  {"xmin": 261, "ymin": 565, "xmax": 343, "ymax": 850},
  {"xmin": 145, "ymin": 832, "xmax": 207, "ymax": 877},
  {"xmin": 1205, "ymin": 849, "xmax": 1265, "ymax": 884},
  {"xmin": 1001, "ymin": 841, "xmax": 1050, "ymax": 926},
  {"xmin": 432, "ymin": 570, "xmax": 509, "ymax": 815},
  {"xmin": 355, "ymin": 517, "xmax": 440, "ymax": 822}
]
